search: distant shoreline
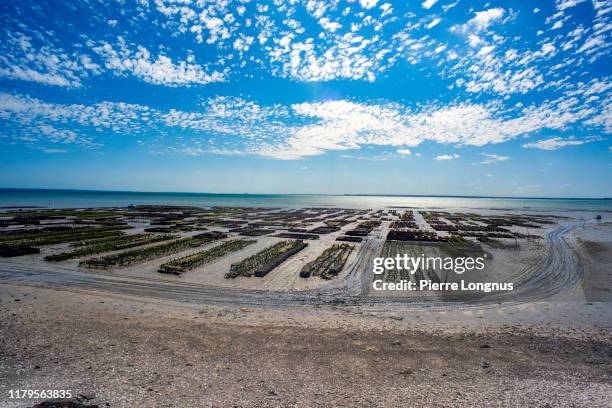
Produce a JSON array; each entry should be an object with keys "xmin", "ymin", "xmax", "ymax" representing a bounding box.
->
[{"xmin": 0, "ymin": 187, "xmax": 609, "ymax": 201}]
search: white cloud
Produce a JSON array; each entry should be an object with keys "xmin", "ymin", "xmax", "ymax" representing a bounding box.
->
[
  {"xmin": 267, "ymin": 33, "xmax": 386, "ymax": 82},
  {"xmin": 471, "ymin": 8, "xmax": 506, "ymax": 30},
  {"xmin": 556, "ymin": 0, "xmax": 588, "ymax": 11},
  {"xmin": 426, "ymin": 18, "xmax": 442, "ymax": 29},
  {"xmin": 252, "ymin": 92, "xmax": 610, "ymax": 159},
  {"xmin": 319, "ymin": 18, "xmax": 342, "ymax": 33},
  {"xmin": 552, "ymin": 20, "xmax": 564, "ymax": 30},
  {"xmin": 359, "ymin": 0, "xmax": 379, "ymax": 9},
  {"xmin": 442, "ymin": 1, "xmax": 460, "ymax": 12},
  {"xmin": 522, "ymin": 137, "xmax": 585, "ymax": 150},
  {"xmin": 233, "ymin": 36, "xmax": 254, "ymax": 52},
  {"xmin": 1, "ymin": 0, "xmax": 606, "ymax": 114},
  {"xmin": 434, "ymin": 45, "xmax": 447, "ymax": 53},
  {"xmin": 540, "ymin": 43, "xmax": 557, "ymax": 56},
  {"xmin": 577, "ymin": 36, "xmax": 606, "ymax": 54},
  {"xmin": 0, "ymin": 86, "xmax": 609, "ymax": 160},
  {"xmin": 422, "ymin": 0, "xmax": 439, "ymax": 10},
  {"xmin": 584, "ymin": 97, "xmax": 612, "ymax": 132},
  {"xmin": 453, "ymin": 8, "xmax": 505, "ymax": 34},
  {"xmin": 397, "ymin": 149, "xmax": 412, "ymax": 155},
  {"xmin": 92, "ymin": 40, "xmax": 226, "ymax": 86},
  {"xmin": 0, "ymin": 32, "xmax": 100, "ymax": 87},
  {"xmin": 0, "ymin": 66, "xmax": 78, "ymax": 87},
  {"xmin": 340, "ymin": 152, "xmax": 401, "ymax": 161},
  {"xmin": 42, "ymin": 148, "xmax": 68, "ymax": 154},
  {"xmin": 468, "ymin": 34, "xmax": 483, "ymax": 47},
  {"xmin": 480, "ymin": 153, "xmax": 509, "ymax": 164},
  {"xmin": 0, "ymin": 92, "xmax": 155, "ymax": 147},
  {"xmin": 436, "ymin": 154, "xmax": 460, "ymax": 160},
  {"xmin": 38, "ymin": 125, "xmax": 77, "ymax": 143}
]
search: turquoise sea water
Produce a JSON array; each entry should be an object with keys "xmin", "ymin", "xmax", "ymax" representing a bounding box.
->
[{"xmin": 0, "ymin": 189, "xmax": 610, "ymax": 212}]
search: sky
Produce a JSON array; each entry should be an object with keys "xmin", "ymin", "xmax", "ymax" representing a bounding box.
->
[{"xmin": 0, "ymin": 0, "xmax": 610, "ymax": 197}]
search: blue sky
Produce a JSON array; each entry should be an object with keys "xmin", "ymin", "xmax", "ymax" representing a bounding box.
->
[{"xmin": 0, "ymin": 0, "xmax": 610, "ymax": 197}]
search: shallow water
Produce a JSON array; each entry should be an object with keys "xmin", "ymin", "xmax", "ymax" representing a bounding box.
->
[{"xmin": 0, "ymin": 189, "xmax": 611, "ymax": 212}]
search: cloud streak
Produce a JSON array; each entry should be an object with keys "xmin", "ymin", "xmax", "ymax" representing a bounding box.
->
[
  {"xmin": 522, "ymin": 137, "xmax": 586, "ymax": 150},
  {"xmin": 435, "ymin": 154, "xmax": 460, "ymax": 161},
  {"xmin": 480, "ymin": 153, "xmax": 510, "ymax": 164},
  {"xmin": 1, "ymin": 89, "xmax": 609, "ymax": 160}
]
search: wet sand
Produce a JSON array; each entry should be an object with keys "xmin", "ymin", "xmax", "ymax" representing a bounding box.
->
[{"xmin": 574, "ymin": 222, "xmax": 612, "ymax": 301}]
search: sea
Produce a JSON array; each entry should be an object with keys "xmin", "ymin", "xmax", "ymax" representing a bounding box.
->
[{"xmin": 0, "ymin": 189, "xmax": 610, "ymax": 213}]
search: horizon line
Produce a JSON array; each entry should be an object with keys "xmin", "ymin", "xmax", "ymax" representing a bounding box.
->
[{"xmin": 0, "ymin": 187, "xmax": 610, "ymax": 201}]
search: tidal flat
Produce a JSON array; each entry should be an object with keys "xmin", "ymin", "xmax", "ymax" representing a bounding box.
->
[{"xmin": 1, "ymin": 205, "xmax": 610, "ymax": 407}]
